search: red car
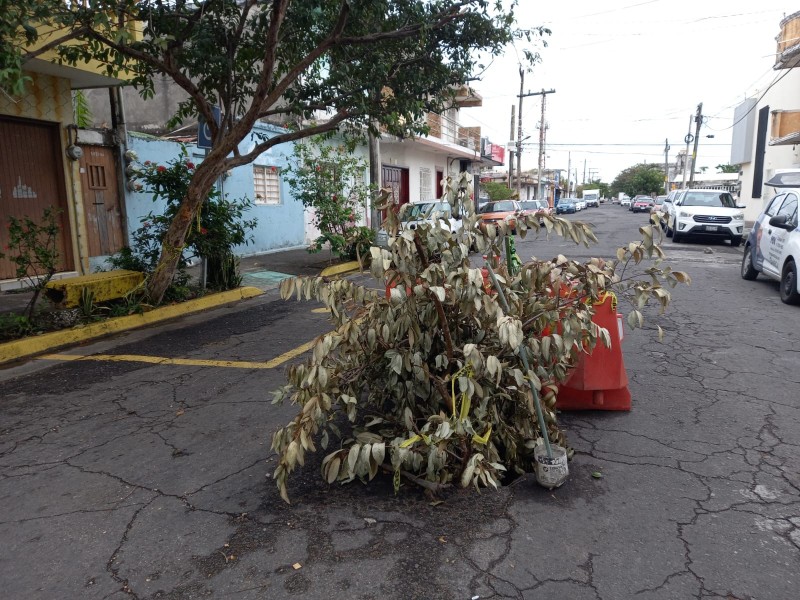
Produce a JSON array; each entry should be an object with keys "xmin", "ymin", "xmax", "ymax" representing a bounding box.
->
[{"xmin": 632, "ymin": 197, "xmax": 654, "ymax": 213}]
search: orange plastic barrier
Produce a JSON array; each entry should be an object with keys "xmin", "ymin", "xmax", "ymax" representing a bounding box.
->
[{"xmin": 556, "ymin": 294, "xmax": 631, "ymax": 411}]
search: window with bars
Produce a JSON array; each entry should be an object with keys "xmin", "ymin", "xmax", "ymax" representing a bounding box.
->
[
  {"xmin": 419, "ymin": 167, "xmax": 433, "ymax": 201},
  {"xmin": 253, "ymin": 165, "xmax": 281, "ymax": 205}
]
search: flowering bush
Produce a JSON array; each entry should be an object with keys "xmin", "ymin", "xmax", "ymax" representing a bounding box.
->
[
  {"xmin": 283, "ymin": 136, "xmax": 374, "ymax": 263},
  {"xmin": 109, "ymin": 147, "xmax": 256, "ymax": 295}
]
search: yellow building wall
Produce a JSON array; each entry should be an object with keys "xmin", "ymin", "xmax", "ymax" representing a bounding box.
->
[{"xmin": 0, "ymin": 72, "xmax": 90, "ymax": 275}]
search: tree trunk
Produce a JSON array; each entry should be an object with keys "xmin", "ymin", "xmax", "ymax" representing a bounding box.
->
[{"xmin": 145, "ymin": 161, "xmax": 223, "ymax": 304}]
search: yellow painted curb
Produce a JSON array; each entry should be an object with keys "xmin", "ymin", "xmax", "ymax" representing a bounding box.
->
[
  {"xmin": 320, "ymin": 261, "xmax": 362, "ymax": 278},
  {"xmin": 0, "ymin": 286, "xmax": 263, "ymax": 366}
]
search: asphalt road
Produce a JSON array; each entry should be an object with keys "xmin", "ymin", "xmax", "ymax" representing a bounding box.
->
[{"xmin": 1, "ymin": 204, "xmax": 798, "ymax": 600}]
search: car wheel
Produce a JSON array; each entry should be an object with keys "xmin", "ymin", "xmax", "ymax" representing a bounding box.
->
[
  {"xmin": 780, "ymin": 261, "xmax": 800, "ymax": 305},
  {"xmin": 665, "ymin": 218, "xmax": 673, "ymax": 238},
  {"xmin": 672, "ymin": 229, "xmax": 682, "ymax": 243},
  {"xmin": 740, "ymin": 245, "xmax": 758, "ymax": 280},
  {"xmin": 731, "ymin": 236, "xmax": 742, "ymax": 247}
]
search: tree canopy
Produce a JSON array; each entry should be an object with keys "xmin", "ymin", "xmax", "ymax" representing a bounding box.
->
[
  {"xmin": 610, "ymin": 163, "xmax": 665, "ymax": 199},
  {"xmin": 3, "ymin": 0, "xmax": 535, "ymax": 302}
]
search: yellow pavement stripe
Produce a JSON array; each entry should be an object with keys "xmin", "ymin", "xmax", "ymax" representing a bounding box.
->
[
  {"xmin": 0, "ymin": 286, "xmax": 263, "ymax": 365},
  {"xmin": 263, "ymin": 340, "xmax": 316, "ymax": 368},
  {"xmin": 41, "ymin": 353, "xmax": 274, "ymax": 369},
  {"xmin": 39, "ymin": 338, "xmax": 319, "ymax": 370}
]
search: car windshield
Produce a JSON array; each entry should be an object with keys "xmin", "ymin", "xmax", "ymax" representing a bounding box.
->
[
  {"xmin": 403, "ymin": 201, "xmax": 449, "ymax": 221},
  {"xmin": 560, "ymin": 198, "xmax": 576, "ymax": 205},
  {"xmin": 519, "ymin": 201, "xmax": 546, "ymax": 211},
  {"xmin": 681, "ymin": 191, "xmax": 736, "ymax": 208},
  {"xmin": 479, "ymin": 201, "xmax": 516, "ymax": 213}
]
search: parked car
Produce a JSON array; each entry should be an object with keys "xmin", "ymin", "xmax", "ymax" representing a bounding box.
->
[
  {"xmin": 555, "ymin": 198, "xmax": 577, "ymax": 214},
  {"xmin": 519, "ymin": 199, "xmax": 551, "ymax": 215},
  {"xmin": 741, "ymin": 172, "xmax": 800, "ymax": 304},
  {"xmin": 477, "ymin": 199, "xmax": 521, "ymax": 233},
  {"xmin": 665, "ymin": 189, "xmax": 745, "ymax": 245},
  {"xmin": 619, "ymin": 196, "xmax": 631, "ymax": 208},
  {"xmin": 660, "ymin": 189, "xmax": 682, "ymax": 230},
  {"xmin": 584, "ymin": 196, "xmax": 600, "ymax": 208},
  {"xmin": 630, "ymin": 195, "xmax": 650, "ymax": 212},
  {"xmin": 574, "ymin": 198, "xmax": 587, "ymax": 211},
  {"xmin": 375, "ymin": 200, "xmax": 461, "ymax": 249},
  {"xmin": 651, "ymin": 195, "xmax": 666, "ymax": 214},
  {"xmin": 632, "ymin": 197, "xmax": 654, "ymax": 213},
  {"xmin": 519, "ymin": 199, "xmax": 551, "ymax": 225}
]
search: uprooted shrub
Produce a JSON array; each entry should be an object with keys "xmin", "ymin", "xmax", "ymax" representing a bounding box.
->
[{"xmin": 270, "ymin": 175, "xmax": 689, "ymax": 503}]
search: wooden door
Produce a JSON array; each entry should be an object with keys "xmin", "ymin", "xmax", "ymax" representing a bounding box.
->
[
  {"xmin": 78, "ymin": 145, "xmax": 125, "ymax": 256},
  {"xmin": 381, "ymin": 165, "xmax": 409, "ymax": 222},
  {"xmin": 0, "ymin": 116, "xmax": 73, "ymax": 280}
]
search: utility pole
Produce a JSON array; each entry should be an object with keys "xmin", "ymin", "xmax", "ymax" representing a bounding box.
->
[
  {"xmin": 566, "ymin": 151, "xmax": 571, "ymax": 202},
  {"xmin": 516, "ymin": 68, "xmax": 524, "ymax": 198},
  {"xmin": 519, "ymin": 88, "xmax": 555, "ymax": 201},
  {"xmin": 680, "ymin": 116, "xmax": 691, "ymax": 189},
  {"xmin": 508, "ymin": 105, "xmax": 515, "ymax": 189},
  {"xmin": 663, "ymin": 138, "xmax": 670, "ymax": 194},
  {"xmin": 688, "ymin": 102, "xmax": 703, "ymax": 188},
  {"xmin": 582, "ymin": 159, "xmax": 587, "ymax": 184}
]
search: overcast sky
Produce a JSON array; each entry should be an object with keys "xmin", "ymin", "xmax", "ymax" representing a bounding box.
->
[{"xmin": 461, "ymin": 1, "xmax": 796, "ymax": 184}]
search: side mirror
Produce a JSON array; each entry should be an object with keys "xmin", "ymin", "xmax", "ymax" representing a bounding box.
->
[
  {"xmin": 768, "ymin": 214, "xmax": 792, "ymax": 230},
  {"xmin": 736, "ymin": 204, "xmax": 746, "ymax": 209}
]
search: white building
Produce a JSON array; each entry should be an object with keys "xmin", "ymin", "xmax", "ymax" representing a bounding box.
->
[{"xmin": 733, "ymin": 11, "xmax": 800, "ymax": 224}]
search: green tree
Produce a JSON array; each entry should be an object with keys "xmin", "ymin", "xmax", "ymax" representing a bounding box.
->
[
  {"xmin": 716, "ymin": 164, "xmax": 739, "ymax": 174},
  {"xmin": 610, "ymin": 164, "xmax": 664, "ymax": 198},
  {"xmin": 2, "ymin": 0, "xmax": 530, "ymax": 303},
  {"xmin": 482, "ymin": 181, "xmax": 515, "ymax": 201}
]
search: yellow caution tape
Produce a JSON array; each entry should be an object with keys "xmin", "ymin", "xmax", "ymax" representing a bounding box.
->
[
  {"xmin": 450, "ymin": 363, "xmax": 474, "ymax": 419},
  {"xmin": 472, "ymin": 425, "xmax": 492, "ymax": 445}
]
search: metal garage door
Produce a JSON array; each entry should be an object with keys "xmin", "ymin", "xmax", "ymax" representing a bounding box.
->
[{"xmin": 0, "ymin": 116, "xmax": 73, "ymax": 280}]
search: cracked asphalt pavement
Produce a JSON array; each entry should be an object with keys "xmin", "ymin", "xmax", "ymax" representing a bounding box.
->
[{"xmin": 1, "ymin": 206, "xmax": 798, "ymax": 599}]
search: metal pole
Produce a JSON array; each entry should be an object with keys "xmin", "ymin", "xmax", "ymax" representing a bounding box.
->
[
  {"xmin": 508, "ymin": 105, "xmax": 515, "ymax": 189},
  {"xmin": 688, "ymin": 102, "xmax": 703, "ymax": 189},
  {"xmin": 537, "ymin": 93, "xmax": 546, "ymax": 200},
  {"xmin": 516, "ymin": 68, "xmax": 524, "ymax": 198},
  {"xmin": 663, "ymin": 138, "xmax": 670, "ymax": 194}
]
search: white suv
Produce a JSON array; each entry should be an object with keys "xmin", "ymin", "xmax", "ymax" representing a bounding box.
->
[
  {"xmin": 665, "ymin": 189, "xmax": 745, "ymax": 246},
  {"xmin": 375, "ymin": 200, "xmax": 462, "ymax": 249},
  {"xmin": 740, "ymin": 172, "xmax": 800, "ymax": 304}
]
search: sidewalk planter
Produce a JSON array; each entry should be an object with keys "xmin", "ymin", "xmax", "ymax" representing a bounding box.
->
[
  {"xmin": 44, "ymin": 270, "xmax": 145, "ymax": 308},
  {"xmin": 556, "ymin": 293, "xmax": 632, "ymax": 411}
]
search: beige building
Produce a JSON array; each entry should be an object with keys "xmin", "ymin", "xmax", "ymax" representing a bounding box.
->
[{"xmin": 1, "ymin": 34, "xmax": 127, "ymax": 286}]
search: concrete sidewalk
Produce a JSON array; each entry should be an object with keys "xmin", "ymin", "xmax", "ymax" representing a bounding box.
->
[{"xmin": 0, "ymin": 247, "xmax": 361, "ymax": 364}]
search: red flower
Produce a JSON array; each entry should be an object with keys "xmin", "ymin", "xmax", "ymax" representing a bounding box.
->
[
  {"xmin": 186, "ymin": 162, "xmax": 195, "ymax": 169},
  {"xmin": 144, "ymin": 160, "xmax": 151, "ymax": 166},
  {"xmin": 157, "ymin": 166, "xmax": 166, "ymax": 173},
  {"xmin": 200, "ymin": 227, "xmax": 208, "ymax": 235},
  {"xmin": 332, "ymin": 194, "xmax": 337, "ymax": 201},
  {"xmin": 271, "ymin": 166, "xmax": 277, "ymax": 172}
]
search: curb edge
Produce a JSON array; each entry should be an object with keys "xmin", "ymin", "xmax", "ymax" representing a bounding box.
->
[{"xmin": 0, "ymin": 286, "xmax": 264, "ymax": 366}]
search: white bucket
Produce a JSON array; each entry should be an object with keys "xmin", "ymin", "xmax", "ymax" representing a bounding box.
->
[{"xmin": 534, "ymin": 444, "xmax": 569, "ymax": 489}]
